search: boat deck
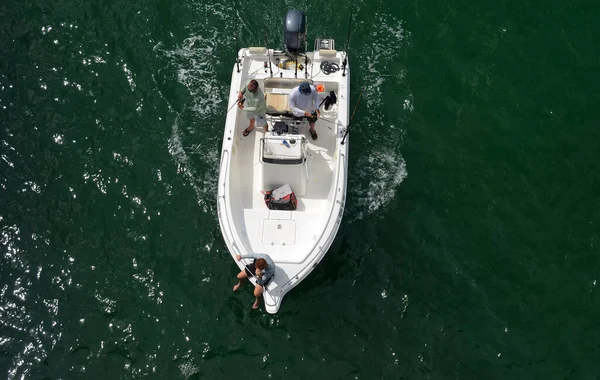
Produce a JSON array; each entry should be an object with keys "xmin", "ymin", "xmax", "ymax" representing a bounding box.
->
[
  {"xmin": 237, "ymin": 118, "xmax": 338, "ymax": 207},
  {"xmin": 230, "ymin": 108, "xmax": 339, "ymax": 263}
]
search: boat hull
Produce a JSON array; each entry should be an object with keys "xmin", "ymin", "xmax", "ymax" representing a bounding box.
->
[{"xmin": 218, "ymin": 47, "xmax": 350, "ymax": 313}]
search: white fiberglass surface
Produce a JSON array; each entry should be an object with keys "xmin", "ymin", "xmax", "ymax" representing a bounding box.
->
[
  {"xmin": 227, "ymin": 111, "xmax": 338, "ymax": 263},
  {"xmin": 232, "ymin": 111, "xmax": 337, "ymax": 205}
]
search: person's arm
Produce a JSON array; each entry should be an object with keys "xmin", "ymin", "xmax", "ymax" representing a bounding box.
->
[
  {"xmin": 262, "ymin": 266, "xmax": 275, "ymax": 281},
  {"xmin": 237, "ymin": 87, "xmax": 246, "ymax": 109},
  {"xmin": 237, "ymin": 253, "xmax": 254, "ymax": 261},
  {"xmin": 256, "ymin": 89, "xmax": 267, "ymax": 114},
  {"xmin": 237, "ymin": 80, "xmax": 248, "ymax": 105},
  {"xmin": 256, "ymin": 261, "xmax": 275, "ymax": 286},
  {"xmin": 288, "ymin": 90, "xmax": 307, "ymax": 117},
  {"xmin": 237, "ymin": 253, "xmax": 275, "ymax": 284}
]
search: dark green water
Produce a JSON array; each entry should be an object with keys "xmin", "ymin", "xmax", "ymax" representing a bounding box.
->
[{"xmin": 2, "ymin": 0, "xmax": 599, "ymax": 378}]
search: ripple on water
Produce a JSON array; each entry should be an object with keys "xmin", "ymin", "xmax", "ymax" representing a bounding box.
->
[
  {"xmin": 348, "ymin": 12, "xmax": 412, "ymax": 221},
  {"xmin": 156, "ymin": 27, "xmax": 231, "ymax": 213}
]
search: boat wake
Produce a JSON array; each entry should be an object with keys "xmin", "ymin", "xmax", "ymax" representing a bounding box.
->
[
  {"xmin": 156, "ymin": 31, "xmax": 229, "ymax": 215},
  {"xmin": 347, "ymin": 12, "xmax": 412, "ymax": 221},
  {"xmin": 351, "ymin": 146, "xmax": 408, "ymax": 221},
  {"xmin": 158, "ymin": 8, "xmax": 412, "ymax": 222}
]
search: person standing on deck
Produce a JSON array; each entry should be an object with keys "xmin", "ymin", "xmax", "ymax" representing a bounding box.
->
[
  {"xmin": 233, "ymin": 253, "xmax": 275, "ymax": 309},
  {"xmin": 288, "ymin": 81, "xmax": 321, "ymax": 140},
  {"xmin": 238, "ymin": 79, "xmax": 268, "ymax": 137}
]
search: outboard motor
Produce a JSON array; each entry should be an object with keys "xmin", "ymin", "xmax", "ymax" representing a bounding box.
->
[{"xmin": 284, "ymin": 9, "xmax": 307, "ymax": 56}]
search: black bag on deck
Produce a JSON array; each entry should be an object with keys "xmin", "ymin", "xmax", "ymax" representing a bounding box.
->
[
  {"xmin": 273, "ymin": 121, "xmax": 289, "ymax": 135},
  {"xmin": 264, "ymin": 184, "xmax": 297, "ymax": 210}
]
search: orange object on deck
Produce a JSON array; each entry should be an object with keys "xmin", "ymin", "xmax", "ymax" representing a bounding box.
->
[{"xmin": 316, "ymin": 83, "xmax": 325, "ymax": 93}]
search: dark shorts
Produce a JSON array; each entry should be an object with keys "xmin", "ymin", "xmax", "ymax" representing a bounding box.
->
[{"xmin": 244, "ymin": 262, "xmax": 272, "ymax": 287}]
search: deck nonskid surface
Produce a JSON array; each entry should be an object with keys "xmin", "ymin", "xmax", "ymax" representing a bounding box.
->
[
  {"xmin": 232, "ymin": 115, "xmax": 338, "ymax": 262},
  {"xmin": 234, "ymin": 116, "xmax": 337, "ymax": 208}
]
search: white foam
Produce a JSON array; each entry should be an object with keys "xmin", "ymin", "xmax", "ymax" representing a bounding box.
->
[
  {"xmin": 168, "ymin": 115, "xmax": 219, "ymax": 213},
  {"xmin": 159, "ymin": 30, "xmax": 228, "ymax": 214},
  {"xmin": 178, "ymin": 361, "xmax": 200, "ymax": 379},
  {"xmin": 347, "ymin": 13, "xmax": 412, "ymax": 220},
  {"xmin": 349, "ymin": 147, "xmax": 408, "ymax": 221}
]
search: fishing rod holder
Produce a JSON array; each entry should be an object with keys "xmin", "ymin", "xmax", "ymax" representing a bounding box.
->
[{"xmin": 340, "ymin": 128, "xmax": 349, "ymax": 145}]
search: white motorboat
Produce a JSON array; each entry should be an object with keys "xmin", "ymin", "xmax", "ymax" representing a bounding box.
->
[{"xmin": 217, "ymin": 9, "xmax": 351, "ymax": 313}]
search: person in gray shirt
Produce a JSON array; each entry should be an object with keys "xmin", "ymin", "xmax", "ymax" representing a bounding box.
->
[{"xmin": 233, "ymin": 253, "xmax": 275, "ymax": 309}]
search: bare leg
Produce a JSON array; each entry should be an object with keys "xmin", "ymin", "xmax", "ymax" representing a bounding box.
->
[
  {"xmin": 233, "ymin": 270, "xmax": 248, "ymax": 291},
  {"xmin": 258, "ymin": 116, "xmax": 268, "ymax": 133},
  {"xmin": 246, "ymin": 118, "xmax": 256, "ymax": 132},
  {"xmin": 308, "ymin": 121, "xmax": 317, "ymax": 140},
  {"xmin": 252, "ymin": 285, "xmax": 264, "ymax": 309}
]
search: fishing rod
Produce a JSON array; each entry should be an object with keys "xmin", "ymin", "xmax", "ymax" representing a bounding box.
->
[
  {"xmin": 341, "ymin": 87, "xmax": 363, "ymax": 145},
  {"xmin": 233, "ymin": 0, "xmax": 240, "ymax": 73},
  {"xmin": 342, "ymin": 3, "xmax": 353, "ymax": 77},
  {"xmin": 235, "ymin": 31, "xmax": 240, "ymax": 73},
  {"xmin": 264, "ymin": 27, "xmax": 273, "ymax": 77},
  {"xmin": 304, "ymin": 19, "xmax": 308, "ymax": 78},
  {"xmin": 234, "ymin": 33, "xmax": 240, "ymax": 73},
  {"xmin": 314, "ymin": 115, "xmax": 344, "ymax": 128},
  {"xmin": 317, "ymin": 94, "xmax": 329, "ymax": 109},
  {"xmin": 304, "ymin": 54, "xmax": 308, "ymax": 79},
  {"xmin": 294, "ymin": 19, "xmax": 300, "ymax": 78},
  {"xmin": 227, "ymin": 97, "xmax": 245, "ymax": 113}
]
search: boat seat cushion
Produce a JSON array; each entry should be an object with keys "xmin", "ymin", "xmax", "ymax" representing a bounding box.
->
[
  {"xmin": 266, "ymin": 93, "xmax": 291, "ymax": 115},
  {"xmin": 248, "ymin": 47, "xmax": 267, "ymax": 55},
  {"xmin": 317, "ymin": 49, "xmax": 337, "ymax": 58},
  {"xmin": 264, "ymin": 78, "xmax": 315, "ymax": 116}
]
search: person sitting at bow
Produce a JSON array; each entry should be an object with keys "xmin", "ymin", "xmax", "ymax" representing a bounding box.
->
[{"xmin": 233, "ymin": 253, "xmax": 275, "ymax": 309}]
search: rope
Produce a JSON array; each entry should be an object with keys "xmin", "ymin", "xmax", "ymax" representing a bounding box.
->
[{"xmin": 320, "ymin": 61, "xmax": 340, "ymax": 75}]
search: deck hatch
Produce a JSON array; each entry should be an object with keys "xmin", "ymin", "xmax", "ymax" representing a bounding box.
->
[{"xmin": 262, "ymin": 219, "xmax": 296, "ymax": 245}]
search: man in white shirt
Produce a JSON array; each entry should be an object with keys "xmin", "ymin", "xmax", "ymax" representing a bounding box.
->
[{"xmin": 288, "ymin": 81, "xmax": 321, "ymax": 140}]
